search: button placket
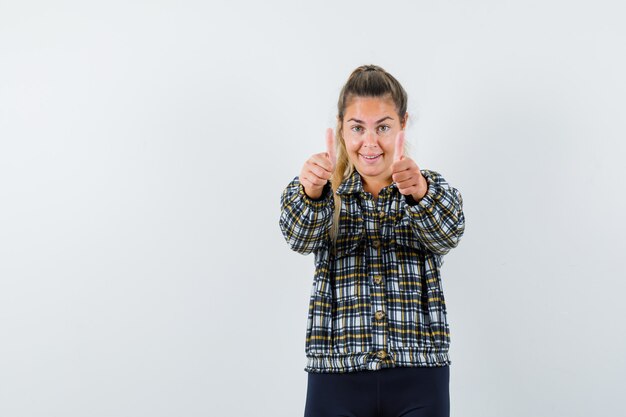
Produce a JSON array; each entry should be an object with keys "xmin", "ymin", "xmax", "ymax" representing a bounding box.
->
[{"xmin": 363, "ymin": 196, "xmax": 389, "ymax": 361}]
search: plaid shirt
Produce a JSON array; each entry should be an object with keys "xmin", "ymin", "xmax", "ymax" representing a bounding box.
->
[{"xmin": 279, "ymin": 168, "xmax": 465, "ymax": 373}]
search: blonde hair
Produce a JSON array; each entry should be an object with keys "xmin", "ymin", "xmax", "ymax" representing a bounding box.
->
[{"xmin": 329, "ymin": 64, "xmax": 410, "ymax": 243}]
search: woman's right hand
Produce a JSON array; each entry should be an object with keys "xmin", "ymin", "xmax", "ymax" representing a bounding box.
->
[{"xmin": 299, "ymin": 128, "xmax": 336, "ymax": 199}]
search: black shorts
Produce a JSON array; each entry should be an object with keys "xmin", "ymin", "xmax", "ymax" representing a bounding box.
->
[{"xmin": 304, "ymin": 365, "xmax": 450, "ymax": 417}]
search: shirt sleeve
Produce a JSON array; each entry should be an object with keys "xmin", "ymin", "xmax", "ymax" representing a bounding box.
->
[
  {"xmin": 402, "ymin": 169, "xmax": 466, "ymax": 256},
  {"xmin": 279, "ymin": 176, "xmax": 334, "ymax": 255}
]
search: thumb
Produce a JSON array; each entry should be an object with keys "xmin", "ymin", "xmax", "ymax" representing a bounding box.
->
[
  {"xmin": 394, "ymin": 130, "xmax": 405, "ymax": 162},
  {"xmin": 325, "ymin": 127, "xmax": 336, "ymax": 170}
]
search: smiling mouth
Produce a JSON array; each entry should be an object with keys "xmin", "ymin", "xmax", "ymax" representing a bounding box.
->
[{"xmin": 360, "ymin": 153, "xmax": 382, "ymax": 160}]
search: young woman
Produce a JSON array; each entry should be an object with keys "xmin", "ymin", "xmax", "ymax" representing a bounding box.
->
[{"xmin": 279, "ymin": 65, "xmax": 466, "ymax": 417}]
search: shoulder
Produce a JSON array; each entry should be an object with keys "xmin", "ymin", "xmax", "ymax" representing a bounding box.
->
[
  {"xmin": 419, "ymin": 168, "xmax": 444, "ymax": 185},
  {"xmin": 420, "ymin": 168, "xmax": 454, "ymax": 188}
]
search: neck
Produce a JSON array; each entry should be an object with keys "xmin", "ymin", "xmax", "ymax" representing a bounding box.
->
[{"xmin": 361, "ymin": 175, "xmax": 392, "ymax": 199}]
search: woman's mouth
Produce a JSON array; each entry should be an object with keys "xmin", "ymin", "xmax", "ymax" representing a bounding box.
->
[{"xmin": 360, "ymin": 153, "xmax": 382, "ymax": 164}]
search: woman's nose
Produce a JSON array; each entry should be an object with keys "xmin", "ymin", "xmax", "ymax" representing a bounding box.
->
[{"xmin": 363, "ymin": 130, "xmax": 378, "ymax": 146}]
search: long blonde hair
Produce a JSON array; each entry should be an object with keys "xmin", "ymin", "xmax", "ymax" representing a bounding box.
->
[{"xmin": 329, "ymin": 65, "xmax": 410, "ymax": 243}]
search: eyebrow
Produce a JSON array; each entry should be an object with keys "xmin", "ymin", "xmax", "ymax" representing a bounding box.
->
[{"xmin": 346, "ymin": 116, "xmax": 394, "ymax": 124}]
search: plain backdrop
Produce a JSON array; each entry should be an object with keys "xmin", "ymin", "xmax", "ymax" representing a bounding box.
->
[{"xmin": 1, "ymin": 1, "xmax": 625, "ymax": 416}]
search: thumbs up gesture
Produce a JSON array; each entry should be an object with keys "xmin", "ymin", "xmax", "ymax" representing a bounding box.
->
[
  {"xmin": 299, "ymin": 128, "xmax": 337, "ymax": 199},
  {"xmin": 391, "ymin": 131, "xmax": 428, "ymax": 202}
]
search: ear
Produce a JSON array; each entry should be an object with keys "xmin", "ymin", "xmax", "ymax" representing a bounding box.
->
[{"xmin": 401, "ymin": 112, "xmax": 408, "ymax": 129}]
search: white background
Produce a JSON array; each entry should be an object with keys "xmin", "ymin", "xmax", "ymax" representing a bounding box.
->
[{"xmin": 1, "ymin": 1, "xmax": 625, "ymax": 416}]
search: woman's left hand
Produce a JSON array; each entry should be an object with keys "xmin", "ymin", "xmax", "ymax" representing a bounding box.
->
[{"xmin": 391, "ymin": 131, "xmax": 428, "ymax": 202}]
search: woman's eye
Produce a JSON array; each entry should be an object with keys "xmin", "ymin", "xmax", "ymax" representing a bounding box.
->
[
  {"xmin": 351, "ymin": 126, "xmax": 363, "ymax": 133},
  {"xmin": 378, "ymin": 125, "xmax": 390, "ymax": 133}
]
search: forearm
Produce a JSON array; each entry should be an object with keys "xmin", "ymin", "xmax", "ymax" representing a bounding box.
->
[
  {"xmin": 403, "ymin": 170, "xmax": 466, "ymax": 255},
  {"xmin": 279, "ymin": 177, "xmax": 334, "ymax": 255}
]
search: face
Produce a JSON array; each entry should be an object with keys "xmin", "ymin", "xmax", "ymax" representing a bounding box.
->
[{"xmin": 341, "ymin": 95, "xmax": 406, "ymax": 187}]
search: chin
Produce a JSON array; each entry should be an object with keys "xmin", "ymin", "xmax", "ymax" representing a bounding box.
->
[{"xmin": 358, "ymin": 167, "xmax": 383, "ymax": 177}]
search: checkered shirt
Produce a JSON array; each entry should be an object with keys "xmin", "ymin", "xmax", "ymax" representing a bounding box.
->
[{"xmin": 279, "ymin": 168, "xmax": 465, "ymax": 373}]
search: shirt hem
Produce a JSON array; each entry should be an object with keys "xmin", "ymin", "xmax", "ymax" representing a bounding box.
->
[{"xmin": 304, "ymin": 348, "xmax": 451, "ymax": 373}]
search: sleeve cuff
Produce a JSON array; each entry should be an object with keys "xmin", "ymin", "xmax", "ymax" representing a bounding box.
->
[
  {"xmin": 404, "ymin": 170, "xmax": 442, "ymax": 211},
  {"xmin": 297, "ymin": 179, "xmax": 333, "ymax": 208}
]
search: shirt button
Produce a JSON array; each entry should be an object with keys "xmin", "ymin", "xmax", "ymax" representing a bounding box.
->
[
  {"xmin": 372, "ymin": 239, "xmax": 381, "ymax": 248},
  {"xmin": 376, "ymin": 350, "xmax": 387, "ymax": 359},
  {"xmin": 378, "ymin": 211, "xmax": 385, "ymax": 218},
  {"xmin": 373, "ymin": 275, "xmax": 383, "ymax": 285},
  {"xmin": 374, "ymin": 310, "xmax": 386, "ymax": 320}
]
